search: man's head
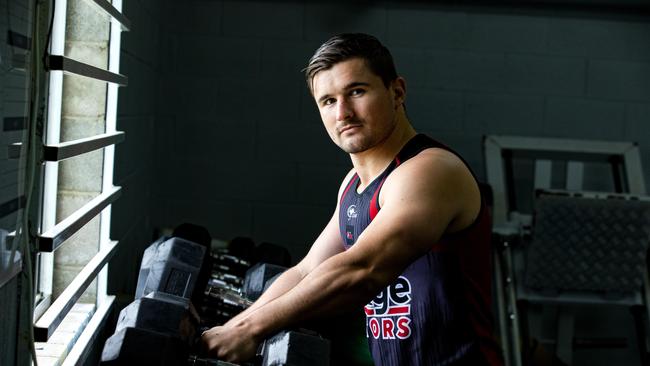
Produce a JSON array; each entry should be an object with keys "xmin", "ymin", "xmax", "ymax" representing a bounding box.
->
[
  {"xmin": 304, "ymin": 33, "xmax": 398, "ymax": 94},
  {"xmin": 306, "ymin": 34, "xmax": 408, "ymax": 155}
]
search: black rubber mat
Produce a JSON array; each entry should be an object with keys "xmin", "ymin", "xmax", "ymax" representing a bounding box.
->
[{"xmin": 525, "ymin": 192, "xmax": 650, "ymax": 295}]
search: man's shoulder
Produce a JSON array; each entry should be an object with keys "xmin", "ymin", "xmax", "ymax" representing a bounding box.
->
[
  {"xmin": 395, "ymin": 147, "xmax": 468, "ymax": 180},
  {"xmin": 383, "ymin": 146, "xmax": 479, "ymax": 206}
]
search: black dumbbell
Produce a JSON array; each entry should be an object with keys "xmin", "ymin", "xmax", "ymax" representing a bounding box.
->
[
  {"xmin": 101, "ymin": 292, "xmax": 200, "ymax": 365},
  {"xmin": 105, "ymin": 228, "xmax": 329, "ymax": 366},
  {"xmin": 135, "ymin": 236, "xmax": 209, "ymax": 306},
  {"xmin": 242, "ymin": 263, "xmax": 287, "ymax": 302},
  {"xmin": 260, "ymin": 330, "xmax": 330, "ymax": 366},
  {"xmin": 103, "ymin": 225, "xmax": 212, "ymax": 365}
]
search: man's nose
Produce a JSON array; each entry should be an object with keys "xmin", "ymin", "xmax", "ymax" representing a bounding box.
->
[{"xmin": 336, "ymin": 99, "xmax": 353, "ymax": 121}]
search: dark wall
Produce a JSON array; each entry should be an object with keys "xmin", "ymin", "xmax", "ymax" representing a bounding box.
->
[
  {"xmin": 109, "ymin": 0, "xmax": 166, "ymax": 299},
  {"xmin": 111, "ymin": 2, "xmax": 649, "ymax": 366},
  {"xmin": 154, "ymin": 1, "xmax": 650, "ymax": 262}
]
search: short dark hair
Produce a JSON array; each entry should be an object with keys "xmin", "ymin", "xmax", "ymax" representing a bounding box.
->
[{"xmin": 304, "ymin": 33, "xmax": 398, "ymax": 94}]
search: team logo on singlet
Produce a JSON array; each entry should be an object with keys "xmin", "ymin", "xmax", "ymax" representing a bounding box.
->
[
  {"xmin": 346, "ymin": 205, "xmax": 358, "ymax": 219},
  {"xmin": 364, "ymin": 276, "xmax": 412, "ymax": 340}
]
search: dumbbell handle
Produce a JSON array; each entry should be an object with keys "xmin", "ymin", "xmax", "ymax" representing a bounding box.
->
[{"xmin": 205, "ymin": 286, "xmax": 253, "ymax": 309}]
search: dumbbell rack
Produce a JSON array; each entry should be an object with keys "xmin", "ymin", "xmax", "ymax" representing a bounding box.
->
[{"xmin": 101, "ymin": 234, "xmax": 330, "ymax": 366}]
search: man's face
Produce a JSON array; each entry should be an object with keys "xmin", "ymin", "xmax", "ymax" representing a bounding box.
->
[{"xmin": 312, "ymin": 58, "xmax": 403, "ymax": 154}]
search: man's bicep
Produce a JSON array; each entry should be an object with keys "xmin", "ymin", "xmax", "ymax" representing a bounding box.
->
[
  {"xmin": 346, "ymin": 158, "xmax": 468, "ymax": 281},
  {"xmin": 377, "ymin": 151, "xmax": 476, "ymax": 249}
]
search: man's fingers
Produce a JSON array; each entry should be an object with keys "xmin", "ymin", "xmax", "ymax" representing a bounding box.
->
[{"xmin": 201, "ymin": 328, "xmax": 220, "ymax": 356}]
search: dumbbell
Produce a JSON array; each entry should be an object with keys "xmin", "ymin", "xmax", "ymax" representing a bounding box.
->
[
  {"xmin": 200, "ymin": 262, "xmax": 287, "ymax": 325},
  {"xmin": 102, "ymin": 234, "xmax": 211, "ymax": 365},
  {"xmin": 135, "ymin": 229, "xmax": 212, "ymax": 307},
  {"xmin": 103, "ymin": 285, "xmax": 329, "ymax": 365},
  {"xmin": 241, "ymin": 262, "xmax": 287, "ymax": 301},
  {"xmin": 101, "ymin": 292, "xmax": 200, "ymax": 365},
  {"xmin": 103, "ymin": 230, "xmax": 328, "ymax": 365}
]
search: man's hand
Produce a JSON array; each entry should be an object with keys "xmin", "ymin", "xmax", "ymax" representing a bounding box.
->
[{"xmin": 201, "ymin": 321, "xmax": 261, "ymax": 363}]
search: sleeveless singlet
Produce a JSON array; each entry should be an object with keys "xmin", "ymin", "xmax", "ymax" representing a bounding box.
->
[{"xmin": 338, "ymin": 134, "xmax": 503, "ymax": 366}]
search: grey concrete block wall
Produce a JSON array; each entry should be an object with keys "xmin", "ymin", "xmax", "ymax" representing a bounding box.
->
[
  {"xmin": 53, "ymin": 0, "xmax": 110, "ymax": 301},
  {"xmin": 154, "ymin": 1, "xmax": 650, "ymax": 267}
]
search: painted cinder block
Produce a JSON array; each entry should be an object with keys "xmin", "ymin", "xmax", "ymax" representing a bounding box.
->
[
  {"xmin": 297, "ymin": 163, "xmax": 350, "ymax": 206},
  {"xmin": 391, "ymin": 47, "xmax": 432, "ymax": 89},
  {"xmin": 544, "ymin": 97, "xmax": 626, "ymax": 139},
  {"xmin": 245, "ymin": 161, "xmax": 299, "ymax": 204},
  {"xmin": 252, "ymin": 202, "xmax": 332, "ymax": 262},
  {"xmin": 464, "ymin": 92, "xmax": 545, "ymax": 136},
  {"xmin": 255, "ymin": 77, "xmax": 304, "ymax": 126},
  {"xmin": 304, "ymin": 2, "xmax": 387, "ymax": 42},
  {"xmin": 547, "ymin": 18, "xmax": 650, "ymax": 61},
  {"xmin": 172, "ymin": 118, "xmax": 256, "ymax": 162},
  {"xmin": 168, "ymin": 1, "xmax": 222, "ymax": 35},
  {"xmin": 504, "ymin": 54, "xmax": 585, "ymax": 96},
  {"xmin": 464, "ymin": 13, "xmax": 548, "ymax": 54},
  {"xmin": 114, "ymin": 116, "xmax": 156, "ymax": 182},
  {"xmin": 386, "ymin": 8, "xmax": 466, "ymax": 49},
  {"xmin": 406, "ymin": 88, "xmax": 463, "ymax": 133},
  {"xmin": 214, "ymin": 77, "xmax": 262, "ymax": 127},
  {"xmin": 625, "ymin": 103, "xmax": 650, "ymax": 142},
  {"xmin": 256, "ymin": 122, "xmax": 348, "ymax": 164},
  {"xmin": 425, "ymin": 49, "xmax": 506, "ymax": 91},
  {"xmin": 588, "ymin": 60, "xmax": 650, "ymax": 101},
  {"xmin": 111, "ymin": 172, "xmax": 151, "ymax": 238},
  {"xmin": 175, "ymin": 36, "xmax": 262, "ymax": 78},
  {"xmin": 260, "ymin": 41, "xmax": 317, "ymax": 82},
  {"xmin": 164, "ymin": 199, "xmax": 254, "ymax": 241},
  {"xmin": 223, "ymin": 1, "xmax": 303, "ymax": 40}
]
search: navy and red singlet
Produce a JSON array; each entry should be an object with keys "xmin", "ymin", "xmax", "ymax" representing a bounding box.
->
[{"xmin": 338, "ymin": 134, "xmax": 503, "ymax": 366}]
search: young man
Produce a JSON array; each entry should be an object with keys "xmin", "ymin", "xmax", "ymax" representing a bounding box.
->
[{"xmin": 202, "ymin": 33, "xmax": 502, "ymax": 366}]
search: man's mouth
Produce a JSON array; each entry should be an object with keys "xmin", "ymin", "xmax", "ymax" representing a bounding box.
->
[{"xmin": 339, "ymin": 124, "xmax": 361, "ymax": 134}]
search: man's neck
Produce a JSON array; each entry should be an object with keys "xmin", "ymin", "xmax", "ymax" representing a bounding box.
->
[{"xmin": 350, "ymin": 117, "xmax": 416, "ymax": 191}]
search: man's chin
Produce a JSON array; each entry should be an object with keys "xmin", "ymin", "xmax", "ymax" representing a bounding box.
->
[{"xmin": 340, "ymin": 141, "xmax": 369, "ymax": 154}]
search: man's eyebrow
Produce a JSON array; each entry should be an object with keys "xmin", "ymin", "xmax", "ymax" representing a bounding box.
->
[
  {"xmin": 317, "ymin": 81, "xmax": 371, "ymax": 104},
  {"xmin": 345, "ymin": 81, "xmax": 370, "ymax": 89},
  {"xmin": 317, "ymin": 93, "xmax": 332, "ymax": 105}
]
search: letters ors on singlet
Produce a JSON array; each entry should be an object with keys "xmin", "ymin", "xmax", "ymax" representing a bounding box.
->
[{"xmin": 364, "ymin": 276, "xmax": 413, "ymax": 340}]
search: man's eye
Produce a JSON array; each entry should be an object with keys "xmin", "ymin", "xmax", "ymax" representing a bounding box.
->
[
  {"xmin": 350, "ymin": 89, "xmax": 365, "ymax": 96},
  {"xmin": 323, "ymin": 98, "xmax": 335, "ymax": 106}
]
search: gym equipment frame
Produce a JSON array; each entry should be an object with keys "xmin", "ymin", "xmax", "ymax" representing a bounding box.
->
[{"xmin": 484, "ymin": 135, "xmax": 650, "ymax": 366}]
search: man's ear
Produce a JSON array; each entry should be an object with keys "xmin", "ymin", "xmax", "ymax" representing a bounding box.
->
[{"xmin": 391, "ymin": 77, "xmax": 406, "ymax": 107}]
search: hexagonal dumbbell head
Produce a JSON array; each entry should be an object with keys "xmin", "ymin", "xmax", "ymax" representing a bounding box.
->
[{"xmin": 135, "ymin": 237, "xmax": 207, "ymax": 301}]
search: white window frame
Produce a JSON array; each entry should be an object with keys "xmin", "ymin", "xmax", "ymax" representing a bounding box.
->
[{"xmin": 32, "ymin": 0, "xmax": 129, "ymax": 364}]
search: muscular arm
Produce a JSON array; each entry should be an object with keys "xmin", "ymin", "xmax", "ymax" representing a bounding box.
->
[
  {"xmin": 203, "ymin": 151, "xmax": 480, "ymax": 362},
  {"xmin": 224, "ymin": 212, "xmax": 344, "ymax": 325},
  {"xmin": 202, "ymin": 171, "xmax": 354, "ymax": 360}
]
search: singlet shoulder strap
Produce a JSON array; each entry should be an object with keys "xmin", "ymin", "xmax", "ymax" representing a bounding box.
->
[
  {"xmin": 368, "ymin": 135, "xmax": 437, "ymax": 220},
  {"xmin": 339, "ymin": 173, "xmax": 359, "ymax": 207},
  {"xmin": 369, "ymin": 134, "xmax": 471, "ymax": 220},
  {"xmin": 396, "ymin": 134, "xmax": 447, "ymax": 163}
]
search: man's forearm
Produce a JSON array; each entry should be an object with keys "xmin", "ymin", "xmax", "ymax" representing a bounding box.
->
[
  {"xmin": 241, "ymin": 252, "xmax": 383, "ymax": 341},
  {"xmin": 226, "ymin": 266, "xmax": 304, "ymax": 325}
]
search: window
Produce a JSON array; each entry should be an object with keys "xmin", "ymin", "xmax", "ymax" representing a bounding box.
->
[{"xmin": 1, "ymin": 0, "xmax": 130, "ymax": 364}]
